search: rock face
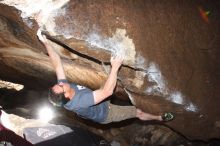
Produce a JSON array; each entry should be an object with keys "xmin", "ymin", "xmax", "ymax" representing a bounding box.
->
[{"xmin": 0, "ymin": 0, "xmax": 220, "ymax": 140}]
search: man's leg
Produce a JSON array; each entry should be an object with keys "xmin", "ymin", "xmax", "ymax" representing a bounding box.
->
[
  {"xmin": 136, "ymin": 109, "xmax": 162, "ymax": 121},
  {"xmin": 103, "ymin": 103, "xmax": 160, "ymax": 123},
  {"xmin": 103, "ymin": 103, "xmax": 174, "ymax": 123},
  {"xmin": 103, "ymin": 103, "xmax": 137, "ymax": 123},
  {"xmin": 134, "ymin": 109, "xmax": 174, "ymax": 122}
]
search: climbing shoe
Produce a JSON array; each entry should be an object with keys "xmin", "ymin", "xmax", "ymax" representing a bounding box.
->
[{"xmin": 161, "ymin": 112, "xmax": 174, "ymax": 122}]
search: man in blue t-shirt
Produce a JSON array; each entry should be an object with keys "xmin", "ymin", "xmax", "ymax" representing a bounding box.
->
[{"xmin": 37, "ymin": 30, "xmax": 174, "ymax": 124}]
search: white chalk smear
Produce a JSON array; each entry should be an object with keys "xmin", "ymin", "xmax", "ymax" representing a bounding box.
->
[
  {"xmin": 168, "ymin": 91, "xmax": 184, "ymax": 105},
  {"xmin": 145, "ymin": 62, "xmax": 167, "ymax": 95},
  {"xmin": 185, "ymin": 102, "xmax": 198, "ymax": 112},
  {"xmin": 86, "ymin": 28, "xmax": 136, "ymax": 65},
  {"xmin": 143, "ymin": 62, "xmax": 198, "ymax": 112},
  {"xmin": 0, "ymin": 0, "xmax": 68, "ymax": 18},
  {"xmin": 135, "ymin": 53, "xmax": 148, "ymax": 68},
  {"xmin": 0, "ymin": 0, "xmax": 69, "ymax": 35}
]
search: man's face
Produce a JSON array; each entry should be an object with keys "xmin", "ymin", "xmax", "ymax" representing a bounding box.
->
[{"xmin": 52, "ymin": 82, "xmax": 71, "ymax": 98}]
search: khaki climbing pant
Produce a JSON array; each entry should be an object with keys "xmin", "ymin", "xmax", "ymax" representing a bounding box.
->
[{"xmin": 102, "ymin": 102, "xmax": 137, "ymax": 124}]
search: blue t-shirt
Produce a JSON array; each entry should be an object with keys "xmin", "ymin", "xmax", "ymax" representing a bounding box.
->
[{"xmin": 59, "ymin": 80, "xmax": 108, "ymax": 123}]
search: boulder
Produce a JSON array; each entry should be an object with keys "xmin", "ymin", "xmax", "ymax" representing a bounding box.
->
[{"xmin": 0, "ymin": 0, "xmax": 220, "ymax": 140}]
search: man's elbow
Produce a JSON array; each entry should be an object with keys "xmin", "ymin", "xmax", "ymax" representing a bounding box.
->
[
  {"xmin": 93, "ymin": 89, "xmax": 113, "ymax": 104},
  {"xmin": 102, "ymin": 90, "xmax": 113, "ymax": 98}
]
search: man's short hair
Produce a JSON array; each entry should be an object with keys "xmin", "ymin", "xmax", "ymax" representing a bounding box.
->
[{"xmin": 48, "ymin": 88, "xmax": 68, "ymax": 107}]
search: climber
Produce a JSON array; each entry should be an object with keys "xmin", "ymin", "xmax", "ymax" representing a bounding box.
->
[{"xmin": 37, "ymin": 30, "xmax": 174, "ymax": 124}]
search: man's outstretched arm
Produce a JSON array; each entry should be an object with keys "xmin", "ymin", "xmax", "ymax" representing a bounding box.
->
[
  {"xmin": 37, "ymin": 30, "xmax": 66, "ymax": 80},
  {"xmin": 93, "ymin": 56, "xmax": 123, "ymax": 104}
]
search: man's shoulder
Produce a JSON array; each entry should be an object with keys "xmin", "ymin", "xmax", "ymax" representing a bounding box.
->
[{"xmin": 71, "ymin": 83, "xmax": 92, "ymax": 92}]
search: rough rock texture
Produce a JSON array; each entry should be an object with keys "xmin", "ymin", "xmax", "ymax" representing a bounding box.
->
[{"xmin": 0, "ymin": 0, "xmax": 220, "ymax": 140}]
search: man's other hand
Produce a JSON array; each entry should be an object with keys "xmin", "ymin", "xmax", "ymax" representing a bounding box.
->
[{"xmin": 110, "ymin": 56, "xmax": 123, "ymax": 70}]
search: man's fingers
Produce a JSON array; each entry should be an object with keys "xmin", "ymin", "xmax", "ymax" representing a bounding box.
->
[
  {"xmin": 110, "ymin": 56, "xmax": 114, "ymax": 62},
  {"xmin": 37, "ymin": 29, "xmax": 40, "ymax": 35},
  {"xmin": 42, "ymin": 35, "xmax": 47, "ymax": 40},
  {"xmin": 111, "ymin": 54, "xmax": 123, "ymax": 60},
  {"xmin": 37, "ymin": 29, "xmax": 47, "ymax": 42},
  {"xmin": 37, "ymin": 29, "xmax": 42, "ymax": 37},
  {"xmin": 110, "ymin": 56, "xmax": 124, "ymax": 69},
  {"xmin": 37, "ymin": 30, "xmax": 43, "ymax": 41}
]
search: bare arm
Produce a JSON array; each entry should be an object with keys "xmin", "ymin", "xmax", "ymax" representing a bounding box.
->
[
  {"xmin": 37, "ymin": 30, "xmax": 66, "ymax": 80},
  {"xmin": 93, "ymin": 56, "xmax": 123, "ymax": 104}
]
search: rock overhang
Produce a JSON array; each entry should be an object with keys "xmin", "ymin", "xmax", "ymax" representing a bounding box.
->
[{"xmin": 0, "ymin": 0, "xmax": 220, "ymax": 140}]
